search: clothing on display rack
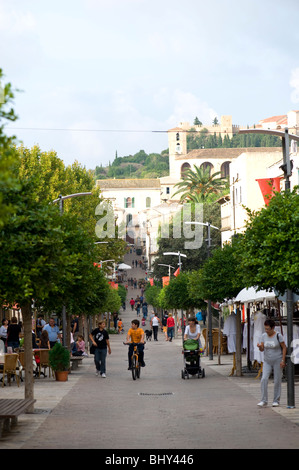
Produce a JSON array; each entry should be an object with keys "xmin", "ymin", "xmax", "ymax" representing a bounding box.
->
[
  {"xmin": 242, "ymin": 314, "xmax": 254, "ymax": 361},
  {"xmin": 223, "ymin": 313, "xmax": 237, "ymax": 353},
  {"xmin": 253, "ymin": 311, "xmax": 267, "ymax": 363},
  {"xmin": 274, "ymin": 324, "xmax": 299, "ymax": 364}
]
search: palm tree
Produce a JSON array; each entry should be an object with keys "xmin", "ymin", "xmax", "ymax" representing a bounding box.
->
[{"xmin": 172, "ymin": 165, "xmax": 227, "ymax": 203}]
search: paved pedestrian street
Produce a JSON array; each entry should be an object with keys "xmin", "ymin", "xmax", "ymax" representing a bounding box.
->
[{"xmin": 1, "ymin": 253, "xmax": 299, "ymax": 451}]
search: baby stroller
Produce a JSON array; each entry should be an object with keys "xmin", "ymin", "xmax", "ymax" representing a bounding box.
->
[{"xmin": 181, "ymin": 339, "xmax": 205, "ymax": 379}]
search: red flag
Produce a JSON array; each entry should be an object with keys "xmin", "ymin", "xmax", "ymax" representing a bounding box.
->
[
  {"xmin": 162, "ymin": 276, "xmax": 170, "ymax": 287},
  {"xmin": 256, "ymin": 177, "xmax": 282, "ymax": 206},
  {"xmin": 149, "ymin": 278, "xmax": 154, "ymax": 286},
  {"xmin": 174, "ymin": 267, "xmax": 180, "ymax": 277},
  {"xmin": 109, "ymin": 281, "xmax": 118, "ymax": 289}
]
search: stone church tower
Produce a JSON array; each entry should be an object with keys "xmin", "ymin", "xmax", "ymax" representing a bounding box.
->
[{"xmin": 168, "ymin": 126, "xmax": 187, "ymax": 178}]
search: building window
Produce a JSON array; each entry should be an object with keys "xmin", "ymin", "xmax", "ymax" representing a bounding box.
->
[
  {"xmin": 181, "ymin": 162, "xmax": 191, "ymax": 178},
  {"xmin": 200, "ymin": 162, "xmax": 213, "ymax": 175},
  {"xmin": 221, "ymin": 161, "xmax": 231, "ymax": 178},
  {"xmin": 124, "ymin": 197, "xmax": 131, "ymax": 208},
  {"xmin": 166, "ymin": 187, "xmax": 170, "ymax": 194},
  {"xmin": 146, "ymin": 197, "xmax": 151, "ymax": 208},
  {"xmin": 124, "ymin": 197, "xmax": 135, "ymax": 208},
  {"xmin": 176, "ymin": 132, "xmax": 180, "ymax": 141}
]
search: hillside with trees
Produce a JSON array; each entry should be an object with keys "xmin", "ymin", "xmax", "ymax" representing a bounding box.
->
[
  {"xmin": 93, "ymin": 149, "xmax": 169, "ymax": 180},
  {"xmin": 187, "ymin": 127, "xmax": 282, "ymax": 150},
  {"xmin": 92, "ymin": 117, "xmax": 282, "ymax": 180}
]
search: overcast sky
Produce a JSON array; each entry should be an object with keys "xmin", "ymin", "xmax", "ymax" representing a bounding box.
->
[{"xmin": 1, "ymin": 0, "xmax": 299, "ymax": 169}]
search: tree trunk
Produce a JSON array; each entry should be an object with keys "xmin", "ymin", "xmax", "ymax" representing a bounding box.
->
[
  {"xmin": 83, "ymin": 315, "xmax": 89, "ymax": 353},
  {"xmin": 66, "ymin": 314, "xmax": 71, "ymax": 350},
  {"xmin": 22, "ymin": 303, "xmax": 35, "ymax": 413}
]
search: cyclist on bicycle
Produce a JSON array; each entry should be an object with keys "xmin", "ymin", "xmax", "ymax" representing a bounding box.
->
[{"xmin": 126, "ymin": 319, "xmax": 145, "ymax": 369}]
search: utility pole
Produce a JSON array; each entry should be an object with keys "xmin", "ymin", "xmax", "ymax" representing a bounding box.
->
[{"xmin": 280, "ymin": 129, "xmax": 295, "ymax": 408}]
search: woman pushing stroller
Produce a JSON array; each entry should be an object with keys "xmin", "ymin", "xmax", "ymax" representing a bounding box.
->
[
  {"xmin": 184, "ymin": 317, "xmax": 203, "ymax": 350},
  {"xmin": 181, "ymin": 317, "xmax": 205, "ymax": 379}
]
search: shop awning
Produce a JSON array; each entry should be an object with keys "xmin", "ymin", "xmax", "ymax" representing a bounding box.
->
[{"xmin": 235, "ymin": 287, "xmax": 277, "ymax": 303}]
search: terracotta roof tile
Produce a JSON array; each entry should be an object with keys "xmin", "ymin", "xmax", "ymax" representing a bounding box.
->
[
  {"xmin": 176, "ymin": 147, "xmax": 281, "ymax": 160},
  {"xmin": 96, "ymin": 179, "xmax": 161, "ymax": 189},
  {"xmin": 259, "ymin": 115, "xmax": 287, "ymax": 124}
]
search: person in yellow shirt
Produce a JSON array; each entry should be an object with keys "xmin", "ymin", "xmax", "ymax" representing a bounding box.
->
[{"xmin": 126, "ymin": 319, "xmax": 145, "ymax": 370}]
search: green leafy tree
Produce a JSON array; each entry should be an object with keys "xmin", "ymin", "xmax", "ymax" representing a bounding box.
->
[
  {"xmin": 188, "ymin": 243, "xmax": 243, "ymax": 303},
  {"xmin": 0, "ymin": 181, "xmax": 110, "ymax": 403},
  {"xmin": 161, "ymin": 273, "xmax": 199, "ymax": 316},
  {"xmin": 101, "ymin": 287, "xmax": 122, "ymax": 317},
  {"xmin": 193, "ymin": 117, "xmax": 202, "ymax": 126},
  {"xmin": 152, "ymin": 202, "xmax": 221, "ymax": 279},
  {"xmin": 117, "ymin": 284, "xmax": 127, "ymax": 305},
  {"xmin": 0, "ymin": 183, "xmax": 71, "ymax": 404},
  {"xmin": 0, "ymin": 69, "xmax": 20, "ymax": 227},
  {"xmin": 144, "ymin": 284, "xmax": 162, "ymax": 310},
  {"xmin": 235, "ymin": 188, "xmax": 299, "ymax": 295}
]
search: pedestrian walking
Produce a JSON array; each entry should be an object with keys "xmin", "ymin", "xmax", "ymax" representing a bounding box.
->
[
  {"xmin": 142, "ymin": 301, "xmax": 148, "ymax": 319},
  {"xmin": 135, "ymin": 300, "xmax": 141, "ymax": 316},
  {"xmin": 257, "ymin": 319, "xmax": 286, "ymax": 407},
  {"xmin": 129, "ymin": 298, "xmax": 135, "ymax": 311},
  {"xmin": 150, "ymin": 312, "xmax": 161, "ymax": 341},
  {"xmin": 167, "ymin": 313, "xmax": 175, "ymax": 342},
  {"xmin": 89, "ymin": 320, "xmax": 111, "ymax": 378}
]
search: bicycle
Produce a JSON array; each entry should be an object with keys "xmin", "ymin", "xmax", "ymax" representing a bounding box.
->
[{"xmin": 123, "ymin": 342, "xmax": 145, "ymax": 380}]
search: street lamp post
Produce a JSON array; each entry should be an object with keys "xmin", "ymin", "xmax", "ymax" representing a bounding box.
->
[
  {"xmin": 53, "ymin": 192, "xmax": 92, "ymax": 347},
  {"xmin": 158, "ymin": 263, "xmax": 175, "ymax": 278},
  {"xmin": 239, "ymin": 127, "xmax": 297, "ymax": 408},
  {"xmin": 163, "ymin": 251, "xmax": 187, "ymax": 344},
  {"xmin": 185, "ymin": 221, "xmax": 219, "ymax": 360}
]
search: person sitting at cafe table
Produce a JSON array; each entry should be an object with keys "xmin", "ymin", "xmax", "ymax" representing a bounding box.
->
[
  {"xmin": 42, "ymin": 318, "xmax": 61, "ymax": 348},
  {"xmin": 0, "ymin": 319, "xmax": 8, "ymax": 352},
  {"xmin": 39, "ymin": 330, "xmax": 50, "ymax": 349}
]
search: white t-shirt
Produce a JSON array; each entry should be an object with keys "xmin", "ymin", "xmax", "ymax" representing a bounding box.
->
[
  {"xmin": 184, "ymin": 324, "xmax": 201, "ymax": 339},
  {"xmin": 151, "ymin": 316, "xmax": 159, "ymax": 326}
]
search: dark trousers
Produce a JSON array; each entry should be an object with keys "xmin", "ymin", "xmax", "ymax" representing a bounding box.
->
[
  {"xmin": 95, "ymin": 348, "xmax": 107, "ymax": 374},
  {"xmin": 153, "ymin": 326, "xmax": 158, "ymax": 340},
  {"xmin": 128, "ymin": 343, "xmax": 144, "ymax": 367}
]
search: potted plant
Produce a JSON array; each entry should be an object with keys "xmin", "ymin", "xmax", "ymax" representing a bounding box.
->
[{"xmin": 49, "ymin": 342, "xmax": 70, "ymax": 381}]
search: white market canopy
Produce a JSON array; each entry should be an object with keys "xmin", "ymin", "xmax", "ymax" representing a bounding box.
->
[
  {"xmin": 117, "ymin": 263, "xmax": 132, "ymax": 270},
  {"xmin": 235, "ymin": 287, "xmax": 277, "ymax": 303}
]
